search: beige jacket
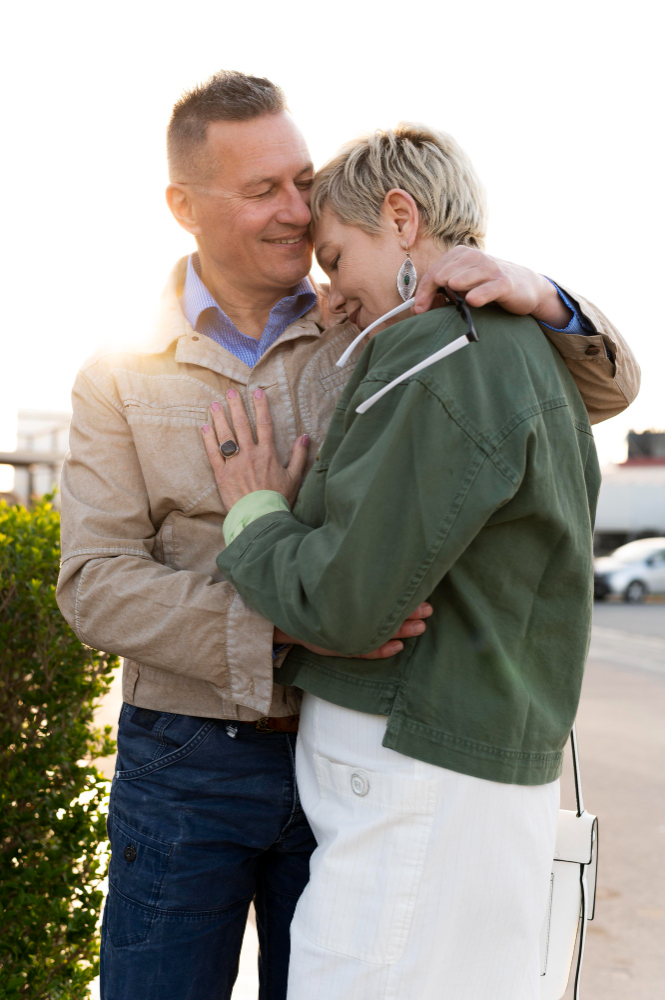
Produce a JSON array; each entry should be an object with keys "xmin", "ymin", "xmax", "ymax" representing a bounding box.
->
[{"xmin": 56, "ymin": 258, "xmax": 640, "ymax": 720}]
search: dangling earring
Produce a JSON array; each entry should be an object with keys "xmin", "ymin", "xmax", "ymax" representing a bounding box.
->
[{"xmin": 397, "ymin": 249, "xmax": 417, "ymax": 301}]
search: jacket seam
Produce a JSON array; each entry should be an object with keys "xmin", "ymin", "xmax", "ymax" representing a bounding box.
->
[
  {"xmin": 572, "ymin": 418, "xmax": 595, "ymax": 437},
  {"xmin": 101, "ymin": 369, "xmax": 221, "ymax": 393},
  {"xmin": 80, "ymin": 369, "xmax": 125, "ymax": 415},
  {"xmin": 283, "ymin": 653, "xmax": 400, "ymax": 690},
  {"xmin": 398, "ymin": 717, "xmax": 564, "ymax": 765},
  {"xmin": 124, "ymin": 400, "xmax": 208, "ymax": 413},
  {"xmin": 181, "ymin": 481, "xmax": 220, "ymax": 514},
  {"xmin": 74, "ymin": 559, "xmax": 101, "ymax": 641},
  {"xmin": 354, "ymin": 374, "xmax": 571, "ymax": 472},
  {"xmin": 613, "ymin": 370, "xmax": 631, "ymax": 404},
  {"xmin": 366, "ymin": 447, "xmax": 491, "ymax": 645},
  {"xmin": 61, "ymin": 546, "xmax": 153, "ymax": 563}
]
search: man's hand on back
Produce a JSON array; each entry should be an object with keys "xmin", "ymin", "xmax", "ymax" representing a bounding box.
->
[
  {"xmin": 414, "ymin": 246, "xmax": 573, "ymax": 329},
  {"xmin": 274, "ymin": 602, "xmax": 434, "ymax": 660}
]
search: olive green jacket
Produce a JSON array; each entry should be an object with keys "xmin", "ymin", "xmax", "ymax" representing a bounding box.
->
[{"xmin": 218, "ymin": 303, "xmax": 601, "ymax": 785}]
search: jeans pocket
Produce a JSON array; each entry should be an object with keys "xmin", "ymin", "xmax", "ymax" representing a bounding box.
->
[
  {"xmin": 116, "ymin": 714, "xmax": 216, "ymax": 780},
  {"xmin": 106, "ymin": 814, "xmax": 173, "ymax": 947},
  {"xmin": 294, "ymin": 754, "xmax": 438, "ymax": 964}
]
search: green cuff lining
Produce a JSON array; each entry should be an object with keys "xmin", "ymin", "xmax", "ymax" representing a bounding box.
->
[{"xmin": 222, "ymin": 490, "xmax": 291, "ymax": 546}]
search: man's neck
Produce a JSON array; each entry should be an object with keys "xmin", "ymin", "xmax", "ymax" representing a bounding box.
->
[{"xmin": 197, "ymin": 252, "xmax": 294, "ymax": 341}]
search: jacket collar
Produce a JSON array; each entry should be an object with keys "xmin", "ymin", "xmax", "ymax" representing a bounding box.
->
[
  {"xmin": 181, "ymin": 252, "xmax": 317, "ymax": 338},
  {"xmin": 138, "ymin": 257, "xmax": 338, "ymax": 382}
]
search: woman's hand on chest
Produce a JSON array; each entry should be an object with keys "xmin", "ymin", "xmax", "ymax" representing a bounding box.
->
[{"xmin": 202, "ymin": 388, "xmax": 310, "ymax": 510}]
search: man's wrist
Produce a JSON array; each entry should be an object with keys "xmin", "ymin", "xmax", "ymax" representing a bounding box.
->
[
  {"xmin": 274, "ymin": 627, "xmax": 295, "ymax": 645},
  {"xmin": 530, "ymin": 274, "xmax": 574, "ymax": 328}
]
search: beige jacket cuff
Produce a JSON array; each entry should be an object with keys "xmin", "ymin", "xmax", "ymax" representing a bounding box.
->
[
  {"xmin": 221, "ymin": 590, "xmax": 278, "ymax": 714},
  {"xmin": 542, "ymin": 283, "xmax": 641, "ymax": 424}
]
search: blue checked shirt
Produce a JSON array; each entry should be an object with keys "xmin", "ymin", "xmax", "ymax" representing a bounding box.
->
[
  {"xmin": 180, "ymin": 253, "xmax": 592, "ymax": 366},
  {"xmin": 181, "ymin": 253, "xmax": 317, "ymax": 367}
]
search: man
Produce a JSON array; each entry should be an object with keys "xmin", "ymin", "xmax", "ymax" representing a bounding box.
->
[{"xmin": 56, "ymin": 70, "xmax": 639, "ymax": 1000}]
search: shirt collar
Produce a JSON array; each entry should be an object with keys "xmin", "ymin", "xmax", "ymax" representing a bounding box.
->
[{"xmin": 181, "ymin": 252, "xmax": 316, "ymax": 337}]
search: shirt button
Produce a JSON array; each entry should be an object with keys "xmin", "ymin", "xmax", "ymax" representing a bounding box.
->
[
  {"xmin": 123, "ymin": 845, "xmax": 137, "ymax": 862},
  {"xmin": 192, "ymin": 335, "xmax": 199, "ymax": 342},
  {"xmin": 584, "ymin": 346, "xmax": 600, "ymax": 356},
  {"xmin": 351, "ymin": 771, "xmax": 370, "ymax": 796}
]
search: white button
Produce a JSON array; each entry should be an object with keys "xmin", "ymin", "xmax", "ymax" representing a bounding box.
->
[{"xmin": 351, "ymin": 771, "xmax": 369, "ymax": 796}]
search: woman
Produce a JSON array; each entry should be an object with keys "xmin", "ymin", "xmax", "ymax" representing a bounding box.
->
[{"xmin": 203, "ymin": 124, "xmax": 600, "ymax": 999}]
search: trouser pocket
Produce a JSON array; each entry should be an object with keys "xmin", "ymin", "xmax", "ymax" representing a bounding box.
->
[
  {"xmin": 106, "ymin": 814, "xmax": 173, "ymax": 947},
  {"xmin": 294, "ymin": 752, "xmax": 437, "ymax": 964}
]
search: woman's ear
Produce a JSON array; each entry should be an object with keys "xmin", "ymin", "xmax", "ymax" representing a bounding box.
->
[{"xmin": 382, "ymin": 189, "xmax": 419, "ymax": 249}]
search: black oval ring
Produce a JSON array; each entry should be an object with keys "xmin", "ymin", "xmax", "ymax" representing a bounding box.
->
[{"xmin": 220, "ymin": 439, "xmax": 240, "ymax": 459}]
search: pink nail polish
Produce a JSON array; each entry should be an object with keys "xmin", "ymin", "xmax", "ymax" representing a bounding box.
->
[
  {"xmin": 254, "ymin": 388, "xmax": 264, "ymax": 398},
  {"xmin": 202, "ymin": 424, "xmax": 210, "ymax": 432},
  {"xmin": 227, "ymin": 389, "xmax": 237, "ymax": 399},
  {"xmin": 211, "ymin": 401, "xmax": 221, "ymax": 411},
  {"xmin": 302, "ymin": 434, "xmax": 309, "ymax": 446}
]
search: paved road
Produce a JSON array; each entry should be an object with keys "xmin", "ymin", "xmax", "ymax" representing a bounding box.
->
[
  {"xmin": 592, "ymin": 598, "xmax": 665, "ymax": 641},
  {"xmin": 93, "ymin": 602, "xmax": 665, "ymax": 999}
]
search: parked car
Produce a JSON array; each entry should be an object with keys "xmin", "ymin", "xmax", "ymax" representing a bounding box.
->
[{"xmin": 594, "ymin": 537, "xmax": 665, "ymax": 602}]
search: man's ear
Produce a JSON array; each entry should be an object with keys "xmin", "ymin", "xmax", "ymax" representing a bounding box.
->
[
  {"xmin": 166, "ymin": 184, "xmax": 201, "ymax": 236},
  {"xmin": 382, "ymin": 189, "xmax": 419, "ymax": 249}
]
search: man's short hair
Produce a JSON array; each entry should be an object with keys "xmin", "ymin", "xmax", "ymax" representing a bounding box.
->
[
  {"xmin": 311, "ymin": 123, "xmax": 487, "ymax": 250},
  {"xmin": 167, "ymin": 70, "xmax": 287, "ymax": 182}
]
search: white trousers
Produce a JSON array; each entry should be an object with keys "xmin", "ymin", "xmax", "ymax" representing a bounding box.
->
[{"xmin": 287, "ymin": 695, "xmax": 559, "ymax": 1000}]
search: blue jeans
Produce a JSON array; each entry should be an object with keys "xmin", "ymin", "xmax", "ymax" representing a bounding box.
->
[{"xmin": 101, "ymin": 704, "xmax": 316, "ymax": 1000}]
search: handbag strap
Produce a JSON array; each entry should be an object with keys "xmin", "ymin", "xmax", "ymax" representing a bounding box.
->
[
  {"xmin": 570, "ymin": 722, "xmax": 588, "ymax": 1000},
  {"xmin": 574, "ymin": 867, "xmax": 589, "ymax": 1000},
  {"xmin": 570, "ymin": 723, "xmax": 584, "ymax": 817}
]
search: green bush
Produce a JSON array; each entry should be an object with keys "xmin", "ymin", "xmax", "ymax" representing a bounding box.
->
[{"xmin": 0, "ymin": 498, "xmax": 117, "ymax": 999}]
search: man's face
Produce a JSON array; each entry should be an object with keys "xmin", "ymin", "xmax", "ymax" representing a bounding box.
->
[{"xmin": 174, "ymin": 113, "xmax": 314, "ymax": 295}]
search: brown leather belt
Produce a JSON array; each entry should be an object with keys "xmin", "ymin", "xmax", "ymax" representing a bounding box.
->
[{"xmin": 239, "ymin": 714, "xmax": 300, "ymax": 734}]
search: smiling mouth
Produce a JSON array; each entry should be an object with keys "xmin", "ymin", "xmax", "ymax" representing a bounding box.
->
[{"xmin": 264, "ymin": 235, "xmax": 309, "ymax": 246}]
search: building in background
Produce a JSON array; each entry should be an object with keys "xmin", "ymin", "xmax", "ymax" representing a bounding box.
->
[
  {"xmin": 0, "ymin": 410, "xmax": 70, "ymax": 507},
  {"xmin": 595, "ymin": 430, "xmax": 665, "ymax": 554}
]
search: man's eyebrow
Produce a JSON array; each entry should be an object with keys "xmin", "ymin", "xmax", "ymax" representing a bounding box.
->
[{"xmin": 242, "ymin": 163, "xmax": 314, "ymax": 191}]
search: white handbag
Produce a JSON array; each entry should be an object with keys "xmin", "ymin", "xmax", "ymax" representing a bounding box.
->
[{"xmin": 539, "ymin": 726, "xmax": 598, "ymax": 1000}]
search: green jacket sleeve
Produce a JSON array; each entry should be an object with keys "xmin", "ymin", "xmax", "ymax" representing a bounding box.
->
[{"xmin": 217, "ymin": 379, "xmax": 518, "ymax": 655}]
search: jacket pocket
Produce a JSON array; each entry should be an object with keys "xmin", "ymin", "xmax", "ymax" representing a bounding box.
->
[
  {"xmin": 106, "ymin": 815, "xmax": 173, "ymax": 947},
  {"xmin": 295, "ymin": 753, "xmax": 437, "ymax": 964},
  {"xmin": 319, "ymin": 362, "xmax": 355, "ymax": 393}
]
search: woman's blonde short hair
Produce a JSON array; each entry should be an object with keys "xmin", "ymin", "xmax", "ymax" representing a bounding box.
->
[{"xmin": 311, "ymin": 123, "xmax": 487, "ymax": 250}]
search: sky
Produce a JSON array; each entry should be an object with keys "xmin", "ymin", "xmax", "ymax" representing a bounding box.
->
[{"xmin": 1, "ymin": 0, "xmax": 663, "ymax": 490}]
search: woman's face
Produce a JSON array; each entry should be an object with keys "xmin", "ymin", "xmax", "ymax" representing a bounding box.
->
[{"xmin": 314, "ymin": 206, "xmax": 406, "ymax": 332}]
